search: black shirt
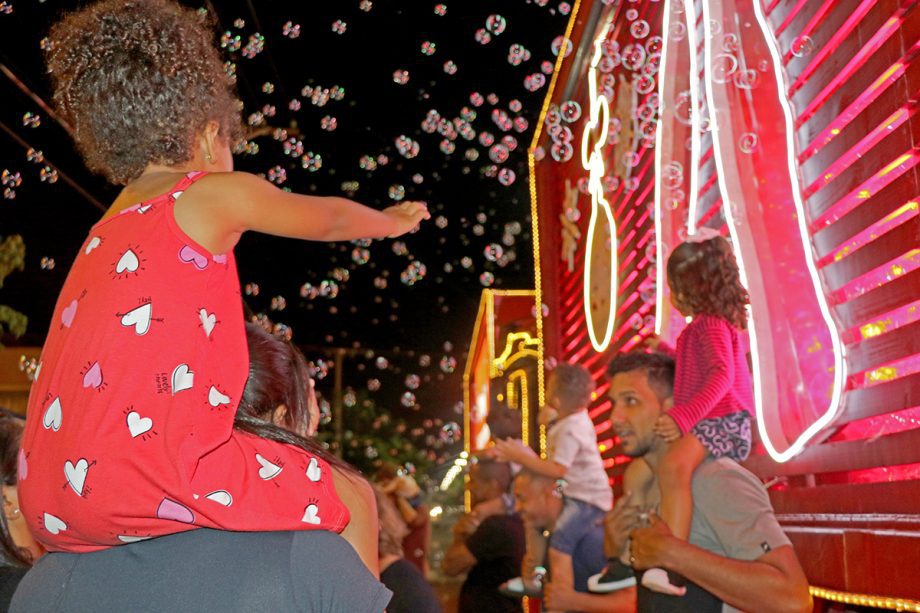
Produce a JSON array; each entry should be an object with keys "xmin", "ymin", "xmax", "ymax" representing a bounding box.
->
[
  {"xmin": 380, "ymin": 558, "xmax": 442, "ymax": 613},
  {"xmin": 459, "ymin": 513, "xmax": 526, "ymax": 613}
]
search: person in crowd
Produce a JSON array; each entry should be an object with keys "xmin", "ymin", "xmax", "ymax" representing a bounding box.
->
[
  {"xmin": 442, "ymin": 457, "xmax": 524, "ymax": 613},
  {"xmin": 12, "ymin": 324, "xmax": 391, "ymax": 611},
  {"xmin": 510, "ymin": 468, "xmax": 625, "ymax": 613},
  {"xmin": 20, "ymin": 0, "xmax": 429, "ymax": 555},
  {"xmin": 375, "ymin": 487, "xmax": 442, "ymax": 613},
  {"xmin": 0, "ymin": 411, "xmax": 43, "ymax": 610},
  {"xmin": 595, "ymin": 230, "xmax": 756, "ymax": 596},
  {"xmin": 491, "ymin": 363, "xmax": 613, "ymax": 597},
  {"xmin": 377, "ymin": 463, "xmax": 431, "ymax": 576},
  {"xmin": 590, "ymin": 351, "xmax": 811, "ymax": 612}
]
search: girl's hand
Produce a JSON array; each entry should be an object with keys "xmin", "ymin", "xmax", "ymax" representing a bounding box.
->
[
  {"xmin": 642, "ymin": 334, "xmax": 663, "ymax": 350},
  {"xmin": 653, "ymin": 414, "xmax": 682, "ymax": 442},
  {"xmin": 384, "ymin": 201, "xmax": 430, "ymax": 237}
]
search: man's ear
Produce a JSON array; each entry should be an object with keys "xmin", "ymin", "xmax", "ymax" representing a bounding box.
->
[{"xmin": 272, "ymin": 404, "xmax": 288, "ymax": 427}]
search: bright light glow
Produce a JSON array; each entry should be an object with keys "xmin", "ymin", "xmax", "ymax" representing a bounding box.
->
[
  {"xmin": 429, "ymin": 505, "xmax": 443, "ymax": 518},
  {"xmin": 700, "ymin": 0, "xmax": 848, "ymax": 462},
  {"xmin": 581, "ymin": 24, "xmax": 618, "ymax": 352},
  {"xmin": 655, "ymin": 0, "xmax": 701, "ymax": 334}
]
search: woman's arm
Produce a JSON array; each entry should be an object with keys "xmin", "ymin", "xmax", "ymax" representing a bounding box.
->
[
  {"xmin": 174, "ymin": 171, "xmax": 430, "ymax": 254},
  {"xmin": 332, "ymin": 468, "xmax": 380, "ymax": 578}
]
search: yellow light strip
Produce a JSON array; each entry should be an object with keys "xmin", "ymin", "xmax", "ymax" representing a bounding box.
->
[
  {"xmin": 528, "ymin": 0, "xmax": 582, "ymax": 457},
  {"xmin": 810, "ymin": 586, "xmax": 920, "ymax": 612}
]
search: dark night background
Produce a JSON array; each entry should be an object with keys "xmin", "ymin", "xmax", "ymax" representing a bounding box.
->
[{"xmin": 0, "ymin": 0, "xmax": 570, "ymax": 472}]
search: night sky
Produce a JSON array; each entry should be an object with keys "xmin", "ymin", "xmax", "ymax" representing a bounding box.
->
[{"xmin": 0, "ymin": 0, "xmax": 571, "ymax": 467}]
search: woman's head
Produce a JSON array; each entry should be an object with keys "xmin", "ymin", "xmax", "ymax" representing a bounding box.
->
[
  {"xmin": 0, "ymin": 411, "xmax": 36, "ymax": 566},
  {"xmin": 45, "ymin": 0, "xmax": 242, "ymax": 184},
  {"xmin": 666, "ymin": 235, "xmax": 749, "ymax": 329},
  {"xmin": 373, "ymin": 486, "xmax": 409, "ymax": 560},
  {"xmin": 238, "ymin": 323, "xmax": 317, "ymax": 437}
]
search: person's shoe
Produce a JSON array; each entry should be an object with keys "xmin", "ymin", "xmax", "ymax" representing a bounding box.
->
[
  {"xmin": 640, "ymin": 568, "xmax": 687, "ymax": 596},
  {"xmin": 588, "ymin": 564, "xmax": 637, "ymax": 593},
  {"xmin": 498, "ymin": 576, "xmax": 543, "ymax": 598}
]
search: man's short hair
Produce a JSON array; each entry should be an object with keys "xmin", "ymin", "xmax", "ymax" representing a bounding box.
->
[
  {"xmin": 607, "ymin": 351, "xmax": 675, "ymax": 402},
  {"xmin": 550, "ymin": 362, "xmax": 595, "ymax": 411},
  {"xmin": 514, "ymin": 467, "xmax": 555, "ymax": 488},
  {"xmin": 473, "ymin": 457, "xmax": 512, "ymax": 492}
]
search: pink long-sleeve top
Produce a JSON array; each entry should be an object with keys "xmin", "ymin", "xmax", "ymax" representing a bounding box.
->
[{"xmin": 661, "ymin": 313, "xmax": 754, "ymax": 434}]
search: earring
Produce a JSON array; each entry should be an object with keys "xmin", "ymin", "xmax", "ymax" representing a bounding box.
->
[
  {"xmin": 10, "ymin": 508, "xmax": 19, "ymax": 518},
  {"xmin": 205, "ymin": 153, "xmax": 213, "ymax": 163}
]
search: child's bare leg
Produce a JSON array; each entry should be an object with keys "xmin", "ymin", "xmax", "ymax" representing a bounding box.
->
[
  {"xmin": 656, "ymin": 434, "xmax": 707, "ymax": 541},
  {"xmin": 332, "ymin": 467, "xmax": 380, "ymax": 577}
]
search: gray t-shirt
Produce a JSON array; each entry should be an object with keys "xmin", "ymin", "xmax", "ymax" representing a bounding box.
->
[
  {"xmin": 11, "ymin": 529, "xmax": 392, "ymax": 612},
  {"xmin": 638, "ymin": 457, "xmax": 792, "ymax": 613}
]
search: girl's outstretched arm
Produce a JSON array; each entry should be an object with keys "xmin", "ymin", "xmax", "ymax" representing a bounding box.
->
[{"xmin": 174, "ymin": 171, "xmax": 430, "ymax": 254}]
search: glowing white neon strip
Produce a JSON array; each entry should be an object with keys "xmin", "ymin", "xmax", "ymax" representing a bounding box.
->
[
  {"xmin": 581, "ymin": 24, "xmax": 618, "ymax": 352},
  {"xmin": 654, "ymin": 0, "xmax": 702, "ymax": 335},
  {"xmin": 701, "ymin": 0, "xmax": 848, "ymax": 462}
]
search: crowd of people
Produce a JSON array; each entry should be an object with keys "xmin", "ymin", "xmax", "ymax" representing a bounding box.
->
[{"xmin": 2, "ymin": 0, "xmax": 815, "ymax": 610}]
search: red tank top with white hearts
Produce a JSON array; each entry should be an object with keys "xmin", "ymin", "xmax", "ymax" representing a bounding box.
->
[{"xmin": 19, "ymin": 172, "xmax": 348, "ymax": 552}]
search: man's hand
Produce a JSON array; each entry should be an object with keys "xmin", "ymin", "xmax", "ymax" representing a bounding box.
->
[
  {"xmin": 653, "ymin": 414, "xmax": 682, "ymax": 443},
  {"xmin": 543, "ymin": 579, "xmax": 579, "ymax": 612},
  {"xmin": 452, "ymin": 513, "xmax": 481, "ymax": 539},
  {"xmin": 491, "ymin": 437, "xmax": 537, "ymax": 463},
  {"xmin": 629, "ymin": 512, "xmax": 678, "ymax": 570},
  {"xmin": 603, "ymin": 492, "xmax": 642, "ymax": 559}
]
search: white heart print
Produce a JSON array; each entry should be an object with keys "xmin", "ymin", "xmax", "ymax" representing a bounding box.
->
[
  {"xmin": 43, "ymin": 513, "xmax": 67, "ymax": 535},
  {"xmin": 199, "ymin": 309, "xmax": 217, "ymax": 337},
  {"xmin": 121, "ymin": 302, "xmax": 152, "ymax": 335},
  {"xmin": 64, "ymin": 459, "xmax": 89, "ymax": 496},
  {"xmin": 255, "ymin": 454, "xmax": 283, "ymax": 480},
  {"xmin": 306, "ymin": 458, "xmax": 322, "ymax": 482},
  {"xmin": 126, "ymin": 411, "xmax": 153, "ymax": 438},
  {"xmin": 117, "ymin": 534, "xmax": 151, "ymax": 543},
  {"xmin": 171, "ymin": 364, "xmax": 194, "ymax": 394},
  {"xmin": 302, "ymin": 504, "xmax": 321, "ymax": 525},
  {"xmin": 205, "ymin": 490, "xmax": 233, "ymax": 506},
  {"xmin": 115, "ymin": 249, "xmax": 140, "ymax": 274},
  {"xmin": 208, "ymin": 386, "xmax": 230, "ymax": 407},
  {"xmin": 85, "ymin": 236, "xmax": 102, "ymax": 255},
  {"xmin": 43, "ymin": 397, "xmax": 62, "ymax": 431}
]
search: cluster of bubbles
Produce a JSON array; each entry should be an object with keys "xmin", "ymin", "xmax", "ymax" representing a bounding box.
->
[
  {"xmin": 400, "ymin": 260, "xmax": 427, "ymax": 286},
  {"xmin": 395, "ymin": 135, "xmax": 421, "ymax": 159}
]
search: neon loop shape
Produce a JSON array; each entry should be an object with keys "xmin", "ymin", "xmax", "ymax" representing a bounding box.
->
[{"xmin": 581, "ymin": 26, "xmax": 618, "ymax": 353}]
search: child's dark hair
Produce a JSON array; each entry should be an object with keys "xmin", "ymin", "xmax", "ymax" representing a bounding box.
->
[
  {"xmin": 666, "ymin": 235, "xmax": 750, "ymax": 329},
  {"xmin": 549, "ymin": 362, "xmax": 595, "ymax": 412},
  {"xmin": 235, "ymin": 323, "xmax": 358, "ymax": 478},
  {"xmin": 45, "ymin": 0, "xmax": 243, "ymax": 184},
  {"xmin": 0, "ymin": 411, "xmax": 32, "ymax": 567}
]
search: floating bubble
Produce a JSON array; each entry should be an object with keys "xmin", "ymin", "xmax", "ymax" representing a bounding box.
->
[
  {"xmin": 738, "ymin": 132, "xmax": 759, "ymax": 153},
  {"xmin": 497, "ymin": 168, "xmax": 516, "ymax": 186},
  {"xmin": 486, "ymin": 14, "xmax": 507, "ymax": 35},
  {"xmin": 443, "ymin": 60, "xmax": 458, "ymax": 75},
  {"xmin": 475, "ymin": 28, "xmax": 492, "ymax": 45},
  {"xmin": 376, "ymin": 356, "xmax": 389, "ymax": 370},
  {"xmin": 733, "ymin": 69, "xmax": 759, "ymax": 89},
  {"xmin": 40, "ymin": 257, "xmax": 55, "ymax": 270},
  {"xmin": 282, "ymin": 21, "xmax": 300, "ymax": 38},
  {"xmin": 244, "ymin": 283, "xmax": 260, "ymax": 296},
  {"xmin": 25, "ymin": 148, "xmax": 43, "ymax": 163},
  {"xmin": 388, "ymin": 184, "xmax": 406, "ymax": 201},
  {"xmin": 484, "ymin": 244, "xmax": 504, "ymax": 261},
  {"xmin": 524, "ymin": 73, "xmax": 546, "ymax": 92},
  {"xmin": 39, "ymin": 167, "xmax": 58, "ymax": 184},
  {"xmin": 791, "ymin": 35, "xmax": 815, "ymax": 57},
  {"xmin": 630, "ymin": 19, "xmax": 650, "ymax": 39},
  {"xmin": 22, "ymin": 112, "xmax": 40, "ymax": 128},
  {"xmin": 439, "ymin": 355, "xmax": 457, "ymax": 373},
  {"xmin": 621, "ymin": 44, "xmax": 646, "ymax": 70},
  {"xmin": 400, "ymin": 261, "xmax": 427, "ymax": 286},
  {"xmin": 359, "ymin": 0, "xmax": 373, "ymax": 10},
  {"xmin": 320, "ymin": 115, "xmax": 337, "ymax": 131},
  {"xmin": 405, "ymin": 374, "xmax": 421, "ymax": 390},
  {"xmin": 434, "ymin": 3, "xmax": 447, "ymax": 16},
  {"xmin": 440, "ymin": 139, "xmax": 456, "ymax": 155},
  {"xmin": 421, "ymin": 41, "xmax": 437, "ymax": 56},
  {"xmin": 301, "ymin": 152, "xmax": 323, "ymax": 172},
  {"xmin": 560, "ymin": 101, "xmax": 582, "ymax": 123},
  {"xmin": 550, "ymin": 141, "xmax": 574, "ymax": 162},
  {"xmin": 270, "ymin": 295, "xmax": 287, "ymax": 311},
  {"xmin": 401, "ymin": 392, "xmax": 417, "ymax": 408},
  {"xmin": 551, "ymin": 36, "xmax": 573, "ymax": 58},
  {"xmin": 470, "ymin": 92, "xmax": 485, "ymax": 106},
  {"xmin": 373, "ymin": 276, "xmax": 387, "ymax": 289},
  {"xmin": 331, "ymin": 20, "xmax": 347, "ymax": 34},
  {"xmin": 479, "ymin": 272, "xmax": 495, "ymax": 287},
  {"xmin": 351, "ymin": 247, "xmax": 370, "ymax": 264},
  {"xmin": 393, "ymin": 69, "xmax": 409, "ymax": 85},
  {"xmin": 711, "ymin": 54, "xmax": 738, "ymax": 83}
]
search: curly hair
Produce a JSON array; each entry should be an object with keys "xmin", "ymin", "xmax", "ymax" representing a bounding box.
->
[
  {"xmin": 45, "ymin": 0, "xmax": 242, "ymax": 184},
  {"xmin": 666, "ymin": 235, "xmax": 750, "ymax": 329}
]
